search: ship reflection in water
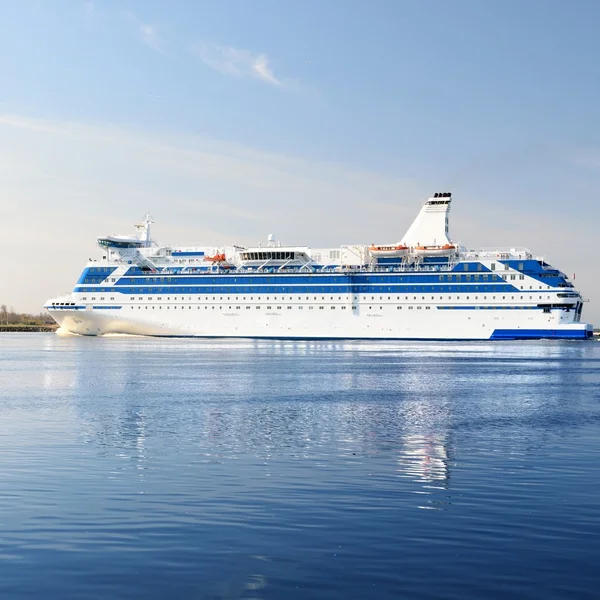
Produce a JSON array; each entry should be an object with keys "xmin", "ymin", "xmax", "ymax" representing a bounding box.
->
[
  {"xmin": 398, "ymin": 432, "xmax": 450, "ymax": 485},
  {"xmin": 397, "ymin": 432, "xmax": 451, "ymax": 509}
]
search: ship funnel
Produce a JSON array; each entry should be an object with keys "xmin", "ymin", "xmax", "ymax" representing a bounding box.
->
[{"xmin": 400, "ymin": 193, "xmax": 452, "ymax": 247}]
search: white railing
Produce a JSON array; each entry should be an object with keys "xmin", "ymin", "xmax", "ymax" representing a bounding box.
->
[{"xmin": 460, "ymin": 247, "xmax": 533, "ymax": 260}]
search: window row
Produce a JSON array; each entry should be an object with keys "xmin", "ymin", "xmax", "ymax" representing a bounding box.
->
[
  {"xmin": 82, "ymin": 293, "xmax": 554, "ymax": 303},
  {"xmin": 128, "ymin": 305, "xmax": 352, "ymax": 311}
]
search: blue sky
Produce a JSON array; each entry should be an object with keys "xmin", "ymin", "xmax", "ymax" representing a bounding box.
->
[{"xmin": 0, "ymin": 0, "xmax": 598, "ymax": 322}]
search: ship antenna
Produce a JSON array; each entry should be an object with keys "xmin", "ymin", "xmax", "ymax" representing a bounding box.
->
[{"xmin": 142, "ymin": 213, "xmax": 154, "ymax": 244}]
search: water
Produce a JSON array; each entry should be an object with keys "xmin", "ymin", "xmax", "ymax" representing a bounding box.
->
[{"xmin": 1, "ymin": 333, "xmax": 599, "ymax": 599}]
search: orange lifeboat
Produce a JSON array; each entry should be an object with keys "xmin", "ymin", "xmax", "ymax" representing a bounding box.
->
[
  {"xmin": 413, "ymin": 243, "xmax": 457, "ymax": 257},
  {"xmin": 204, "ymin": 253, "xmax": 226, "ymax": 263},
  {"xmin": 369, "ymin": 244, "xmax": 409, "ymax": 258}
]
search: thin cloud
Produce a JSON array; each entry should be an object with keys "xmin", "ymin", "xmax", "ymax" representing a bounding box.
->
[
  {"xmin": 569, "ymin": 146, "xmax": 600, "ymax": 171},
  {"xmin": 192, "ymin": 42, "xmax": 283, "ymax": 87},
  {"xmin": 122, "ymin": 11, "xmax": 165, "ymax": 54},
  {"xmin": 139, "ymin": 23, "xmax": 164, "ymax": 54},
  {"xmin": 83, "ymin": 1, "xmax": 95, "ymax": 23}
]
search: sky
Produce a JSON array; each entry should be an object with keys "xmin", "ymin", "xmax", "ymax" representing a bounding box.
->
[{"xmin": 0, "ymin": 0, "xmax": 598, "ymax": 324}]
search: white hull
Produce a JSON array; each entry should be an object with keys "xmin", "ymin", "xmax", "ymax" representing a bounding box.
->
[{"xmin": 49, "ymin": 299, "xmax": 592, "ymax": 340}]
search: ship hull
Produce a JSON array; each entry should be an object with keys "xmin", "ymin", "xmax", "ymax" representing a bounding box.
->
[{"xmin": 48, "ymin": 304, "xmax": 593, "ymax": 340}]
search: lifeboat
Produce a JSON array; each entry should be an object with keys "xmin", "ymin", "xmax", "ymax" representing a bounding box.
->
[
  {"xmin": 413, "ymin": 243, "xmax": 457, "ymax": 257},
  {"xmin": 204, "ymin": 253, "xmax": 226, "ymax": 263},
  {"xmin": 369, "ymin": 244, "xmax": 409, "ymax": 258}
]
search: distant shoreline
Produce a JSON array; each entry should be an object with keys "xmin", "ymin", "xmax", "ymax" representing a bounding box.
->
[{"xmin": 0, "ymin": 324, "xmax": 59, "ymax": 332}]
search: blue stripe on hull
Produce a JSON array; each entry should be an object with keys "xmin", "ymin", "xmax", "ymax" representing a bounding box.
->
[
  {"xmin": 113, "ymin": 273, "xmax": 510, "ymax": 285},
  {"xmin": 490, "ymin": 328, "xmax": 592, "ymax": 340},
  {"xmin": 73, "ymin": 283, "xmax": 521, "ymax": 295}
]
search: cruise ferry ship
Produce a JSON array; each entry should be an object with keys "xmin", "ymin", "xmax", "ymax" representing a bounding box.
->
[{"xmin": 45, "ymin": 193, "xmax": 593, "ymax": 340}]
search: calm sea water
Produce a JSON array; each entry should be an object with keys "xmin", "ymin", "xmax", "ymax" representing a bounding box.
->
[{"xmin": 1, "ymin": 333, "xmax": 599, "ymax": 599}]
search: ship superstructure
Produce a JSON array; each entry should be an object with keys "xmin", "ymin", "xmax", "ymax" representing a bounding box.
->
[{"xmin": 45, "ymin": 193, "xmax": 593, "ymax": 340}]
